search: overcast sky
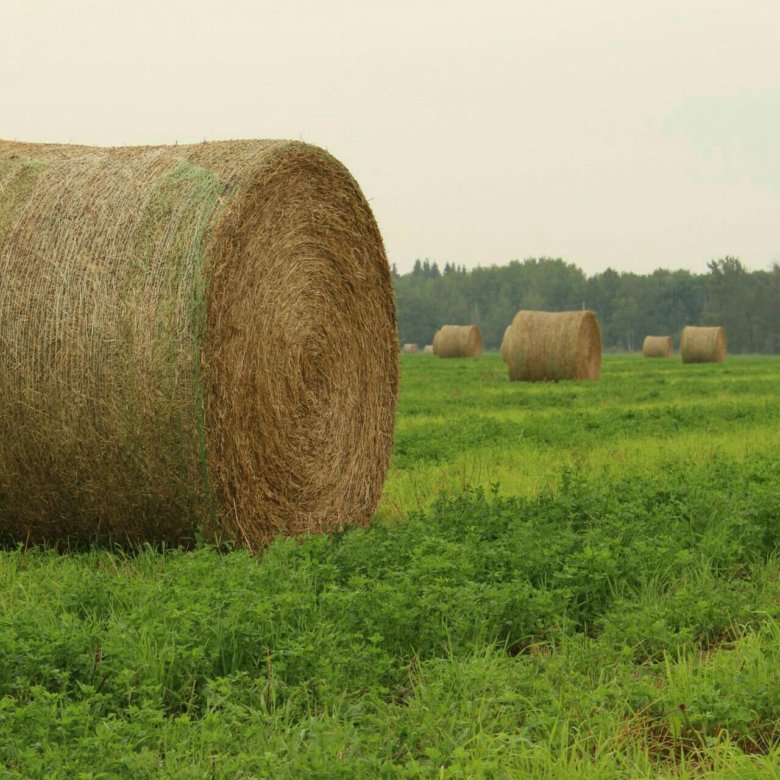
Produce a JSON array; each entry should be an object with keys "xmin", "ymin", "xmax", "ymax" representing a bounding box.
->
[{"xmin": 2, "ymin": 0, "xmax": 778, "ymax": 275}]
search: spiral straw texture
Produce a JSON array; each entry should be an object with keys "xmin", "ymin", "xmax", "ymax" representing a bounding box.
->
[{"xmin": 0, "ymin": 139, "xmax": 398, "ymax": 549}]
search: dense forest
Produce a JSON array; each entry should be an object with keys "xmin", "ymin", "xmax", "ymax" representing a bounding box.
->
[{"xmin": 393, "ymin": 256, "xmax": 780, "ymax": 353}]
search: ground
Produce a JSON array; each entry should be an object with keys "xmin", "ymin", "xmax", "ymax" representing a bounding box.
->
[{"xmin": 1, "ymin": 354, "xmax": 779, "ymax": 778}]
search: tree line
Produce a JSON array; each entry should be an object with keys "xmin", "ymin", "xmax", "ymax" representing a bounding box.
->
[{"xmin": 393, "ymin": 256, "xmax": 780, "ymax": 353}]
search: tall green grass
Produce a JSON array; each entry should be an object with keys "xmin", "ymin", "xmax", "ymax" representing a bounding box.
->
[{"xmin": 1, "ymin": 355, "xmax": 779, "ymax": 777}]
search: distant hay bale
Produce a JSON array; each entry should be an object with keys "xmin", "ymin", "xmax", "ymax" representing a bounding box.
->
[
  {"xmin": 500, "ymin": 310, "xmax": 601, "ymax": 381},
  {"xmin": 642, "ymin": 335, "xmax": 673, "ymax": 358},
  {"xmin": 0, "ymin": 138, "xmax": 398, "ymax": 550},
  {"xmin": 432, "ymin": 325, "xmax": 483, "ymax": 358},
  {"xmin": 422, "ymin": 344, "xmax": 434, "ymax": 355},
  {"xmin": 402, "ymin": 343, "xmax": 419, "ymax": 354},
  {"xmin": 680, "ymin": 326, "xmax": 727, "ymax": 364}
]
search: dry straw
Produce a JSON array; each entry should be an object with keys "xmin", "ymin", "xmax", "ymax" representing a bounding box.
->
[
  {"xmin": 402, "ymin": 343, "xmax": 419, "ymax": 354},
  {"xmin": 680, "ymin": 326, "xmax": 727, "ymax": 364},
  {"xmin": 432, "ymin": 325, "xmax": 483, "ymax": 358},
  {"xmin": 422, "ymin": 344, "xmax": 434, "ymax": 355},
  {"xmin": 501, "ymin": 310, "xmax": 601, "ymax": 381},
  {"xmin": 642, "ymin": 335, "xmax": 673, "ymax": 358},
  {"xmin": 0, "ymin": 139, "xmax": 398, "ymax": 550}
]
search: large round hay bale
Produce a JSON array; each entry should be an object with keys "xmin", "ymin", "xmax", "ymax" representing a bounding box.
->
[
  {"xmin": 422, "ymin": 344, "xmax": 434, "ymax": 355},
  {"xmin": 500, "ymin": 310, "xmax": 601, "ymax": 381},
  {"xmin": 0, "ymin": 139, "xmax": 398, "ymax": 550},
  {"xmin": 402, "ymin": 343, "xmax": 419, "ymax": 354},
  {"xmin": 642, "ymin": 335, "xmax": 673, "ymax": 358},
  {"xmin": 680, "ymin": 326, "xmax": 727, "ymax": 364},
  {"xmin": 432, "ymin": 325, "xmax": 483, "ymax": 358}
]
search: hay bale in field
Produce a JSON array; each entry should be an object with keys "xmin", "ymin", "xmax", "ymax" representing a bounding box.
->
[
  {"xmin": 432, "ymin": 325, "xmax": 483, "ymax": 358},
  {"xmin": 0, "ymin": 139, "xmax": 398, "ymax": 550},
  {"xmin": 500, "ymin": 310, "xmax": 601, "ymax": 381},
  {"xmin": 680, "ymin": 326, "xmax": 727, "ymax": 364},
  {"xmin": 642, "ymin": 335, "xmax": 673, "ymax": 358},
  {"xmin": 422, "ymin": 344, "xmax": 434, "ymax": 355},
  {"xmin": 402, "ymin": 343, "xmax": 419, "ymax": 354}
]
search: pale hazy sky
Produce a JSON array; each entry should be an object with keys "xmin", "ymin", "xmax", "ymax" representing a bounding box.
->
[{"xmin": 2, "ymin": 0, "xmax": 779, "ymax": 275}]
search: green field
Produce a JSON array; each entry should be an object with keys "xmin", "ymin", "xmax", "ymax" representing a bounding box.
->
[{"xmin": 2, "ymin": 355, "xmax": 779, "ymax": 778}]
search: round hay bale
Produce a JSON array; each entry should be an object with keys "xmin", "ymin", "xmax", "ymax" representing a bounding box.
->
[
  {"xmin": 432, "ymin": 325, "xmax": 483, "ymax": 358},
  {"xmin": 402, "ymin": 343, "xmax": 419, "ymax": 354},
  {"xmin": 0, "ymin": 139, "xmax": 398, "ymax": 550},
  {"xmin": 642, "ymin": 335, "xmax": 673, "ymax": 358},
  {"xmin": 422, "ymin": 344, "xmax": 434, "ymax": 355},
  {"xmin": 500, "ymin": 310, "xmax": 601, "ymax": 381},
  {"xmin": 680, "ymin": 326, "xmax": 727, "ymax": 364}
]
